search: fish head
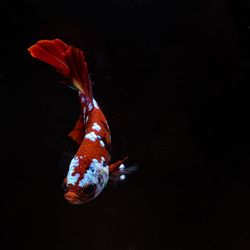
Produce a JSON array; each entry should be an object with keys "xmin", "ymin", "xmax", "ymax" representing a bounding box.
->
[
  {"xmin": 64, "ymin": 157, "xmax": 109, "ymax": 205},
  {"xmin": 64, "ymin": 184, "xmax": 97, "ymax": 205}
]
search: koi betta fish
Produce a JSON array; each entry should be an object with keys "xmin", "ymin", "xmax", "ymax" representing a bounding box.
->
[{"xmin": 28, "ymin": 39, "xmax": 136, "ymax": 205}]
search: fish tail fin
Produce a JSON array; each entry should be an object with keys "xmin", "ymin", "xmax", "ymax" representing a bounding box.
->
[{"xmin": 28, "ymin": 39, "xmax": 92, "ymax": 99}]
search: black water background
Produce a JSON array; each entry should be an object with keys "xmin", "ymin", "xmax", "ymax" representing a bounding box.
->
[{"xmin": 1, "ymin": 0, "xmax": 250, "ymax": 249}]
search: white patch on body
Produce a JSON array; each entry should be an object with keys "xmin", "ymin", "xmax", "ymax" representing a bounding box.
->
[
  {"xmin": 86, "ymin": 116, "xmax": 89, "ymax": 123},
  {"xmin": 67, "ymin": 156, "xmax": 80, "ymax": 186},
  {"xmin": 99, "ymin": 140, "xmax": 105, "ymax": 147},
  {"xmin": 93, "ymin": 99, "xmax": 99, "ymax": 109},
  {"xmin": 92, "ymin": 158, "xmax": 98, "ymax": 164},
  {"xmin": 92, "ymin": 122, "xmax": 101, "ymax": 132},
  {"xmin": 78, "ymin": 158, "xmax": 109, "ymax": 198},
  {"xmin": 85, "ymin": 132, "xmax": 97, "ymax": 142},
  {"xmin": 88, "ymin": 102, "xmax": 93, "ymax": 111}
]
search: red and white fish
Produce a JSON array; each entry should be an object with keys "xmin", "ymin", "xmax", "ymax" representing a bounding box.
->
[{"xmin": 28, "ymin": 39, "xmax": 135, "ymax": 205}]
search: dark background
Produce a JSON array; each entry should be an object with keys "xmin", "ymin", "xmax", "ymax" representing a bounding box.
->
[{"xmin": 1, "ymin": 0, "xmax": 250, "ymax": 249}]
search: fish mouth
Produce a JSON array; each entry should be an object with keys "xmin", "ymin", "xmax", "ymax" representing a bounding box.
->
[{"xmin": 64, "ymin": 191, "xmax": 83, "ymax": 205}]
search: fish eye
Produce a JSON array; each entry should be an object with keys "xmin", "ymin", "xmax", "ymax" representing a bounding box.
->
[{"xmin": 83, "ymin": 184, "xmax": 95, "ymax": 195}]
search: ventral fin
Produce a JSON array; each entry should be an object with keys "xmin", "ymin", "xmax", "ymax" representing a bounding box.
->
[{"xmin": 109, "ymin": 162, "xmax": 138, "ymax": 185}]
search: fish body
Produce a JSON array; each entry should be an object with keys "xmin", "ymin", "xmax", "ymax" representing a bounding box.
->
[
  {"xmin": 28, "ymin": 39, "xmax": 128, "ymax": 204},
  {"xmin": 65, "ymin": 94, "xmax": 111, "ymax": 204}
]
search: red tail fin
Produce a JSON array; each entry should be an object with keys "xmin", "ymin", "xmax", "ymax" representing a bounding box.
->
[{"xmin": 28, "ymin": 39, "xmax": 92, "ymax": 99}]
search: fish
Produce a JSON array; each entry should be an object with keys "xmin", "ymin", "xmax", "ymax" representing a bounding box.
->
[{"xmin": 28, "ymin": 39, "xmax": 135, "ymax": 205}]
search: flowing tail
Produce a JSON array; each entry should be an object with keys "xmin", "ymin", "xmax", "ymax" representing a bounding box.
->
[{"xmin": 28, "ymin": 39, "xmax": 92, "ymax": 99}]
